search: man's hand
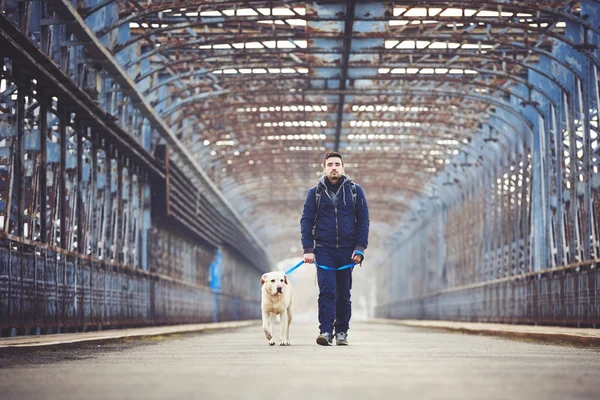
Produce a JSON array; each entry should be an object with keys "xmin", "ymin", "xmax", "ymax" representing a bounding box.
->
[
  {"xmin": 304, "ymin": 253, "xmax": 315, "ymax": 264},
  {"xmin": 352, "ymin": 251, "xmax": 364, "ymax": 264}
]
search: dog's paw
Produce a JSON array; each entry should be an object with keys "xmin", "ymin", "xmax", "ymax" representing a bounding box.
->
[
  {"xmin": 268, "ymin": 339, "xmax": 276, "ymax": 346},
  {"xmin": 279, "ymin": 340, "xmax": 290, "ymax": 346}
]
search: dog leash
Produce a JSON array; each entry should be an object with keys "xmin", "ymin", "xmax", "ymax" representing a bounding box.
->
[{"xmin": 284, "ymin": 260, "xmax": 357, "ymax": 275}]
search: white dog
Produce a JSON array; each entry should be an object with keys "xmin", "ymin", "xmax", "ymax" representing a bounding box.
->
[{"xmin": 260, "ymin": 271, "xmax": 293, "ymax": 346}]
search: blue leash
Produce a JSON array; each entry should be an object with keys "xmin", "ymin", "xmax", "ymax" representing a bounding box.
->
[{"xmin": 284, "ymin": 260, "xmax": 357, "ymax": 275}]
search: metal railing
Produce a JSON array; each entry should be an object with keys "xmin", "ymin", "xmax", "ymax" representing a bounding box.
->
[
  {"xmin": 376, "ymin": 259, "xmax": 599, "ymax": 327},
  {"xmin": 0, "ymin": 235, "xmax": 260, "ymax": 337}
]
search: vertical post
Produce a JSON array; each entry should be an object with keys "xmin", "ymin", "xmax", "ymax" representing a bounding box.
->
[
  {"xmin": 580, "ymin": 61, "xmax": 592, "ymax": 261},
  {"xmin": 16, "ymin": 81, "xmax": 24, "ymax": 238},
  {"xmin": 90, "ymin": 132, "xmax": 98, "ymax": 258},
  {"xmin": 542, "ymin": 108, "xmax": 553, "ymax": 271},
  {"xmin": 531, "ymin": 112, "xmax": 547, "ymax": 272},
  {"xmin": 137, "ymin": 168, "xmax": 144, "ymax": 268},
  {"xmin": 127, "ymin": 161, "xmax": 134, "ymax": 266},
  {"xmin": 485, "ymin": 169, "xmax": 494, "ymax": 281},
  {"xmin": 213, "ymin": 292, "xmax": 218, "ymax": 323},
  {"xmin": 552, "ymin": 102, "xmax": 565, "ymax": 266},
  {"xmin": 141, "ymin": 179, "xmax": 150, "ymax": 271},
  {"xmin": 104, "ymin": 144, "xmax": 112, "ymax": 261},
  {"xmin": 508, "ymin": 162, "xmax": 517, "ymax": 275},
  {"xmin": 116, "ymin": 154, "xmax": 123, "ymax": 263},
  {"xmin": 40, "ymin": 0, "xmax": 49, "ymax": 54},
  {"xmin": 58, "ymin": 105, "xmax": 67, "ymax": 250},
  {"xmin": 16, "ymin": 80, "xmax": 25, "ymax": 334},
  {"xmin": 18, "ymin": 0, "xmax": 29, "ymax": 33},
  {"xmin": 164, "ymin": 146, "xmax": 171, "ymax": 216},
  {"xmin": 566, "ymin": 89, "xmax": 578, "ymax": 262},
  {"xmin": 518, "ymin": 153, "xmax": 527, "ymax": 274},
  {"xmin": 76, "ymin": 122, "xmax": 84, "ymax": 254},
  {"xmin": 125, "ymin": 159, "xmax": 132, "ymax": 265},
  {"xmin": 490, "ymin": 165, "xmax": 500, "ymax": 278},
  {"xmin": 234, "ymin": 297, "xmax": 239, "ymax": 321},
  {"xmin": 39, "ymin": 93, "xmax": 47, "ymax": 244}
]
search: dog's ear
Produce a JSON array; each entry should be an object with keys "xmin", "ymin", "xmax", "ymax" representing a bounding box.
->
[
  {"xmin": 260, "ymin": 274, "xmax": 267, "ymax": 285},
  {"xmin": 284, "ymin": 275, "xmax": 288, "ymax": 285}
]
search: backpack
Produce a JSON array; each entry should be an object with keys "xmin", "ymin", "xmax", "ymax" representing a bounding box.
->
[{"xmin": 313, "ymin": 182, "xmax": 357, "ymax": 227}]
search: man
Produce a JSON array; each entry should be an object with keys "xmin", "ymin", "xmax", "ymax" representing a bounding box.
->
[{"xmin": 300, "ymin": 151, "xmax": 370, "ymax": 346}]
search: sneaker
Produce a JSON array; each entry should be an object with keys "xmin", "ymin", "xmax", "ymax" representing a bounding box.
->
[
  {"xmin": 316, "ymin": 332, "xmax": 333, "ymax": 346},
  {"xmin": 335, "ymin": 332, "xmax": 348, "ymax": 346}
]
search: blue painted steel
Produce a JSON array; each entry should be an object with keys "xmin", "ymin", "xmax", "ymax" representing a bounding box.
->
[{"xmin": 209, "ymin": 249, "xmax": 222, "ymax": 293}]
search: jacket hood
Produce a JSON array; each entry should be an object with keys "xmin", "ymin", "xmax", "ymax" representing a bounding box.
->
[
  {"xmin": 318, "ymin": 174, "xmax": 353, "ymax": 188},
  {"xmin": 318, "ymin": 174, "xmax": 353, "ymax": 206}
]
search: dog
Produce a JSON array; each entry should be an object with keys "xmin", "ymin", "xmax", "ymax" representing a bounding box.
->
[{"xmin": 260, "ymin": 271, "xmax": 293, "ymax": 346}]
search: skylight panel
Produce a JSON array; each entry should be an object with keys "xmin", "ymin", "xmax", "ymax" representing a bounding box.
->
[
  {"xmin": 237, "ymin": 9, "xmax": 259, "ymax": 16},
  {"xmin": 477, "ymin": 10, "xmax": 513, "ymax": 17},
  {"xmin": 257, "ymin": 20, "xmax": 286, "ymax": 25},
  {"xmin": 258, "ymin": 121, "xmax": 327, "ymax": 128},
  {"xmin": 277, "ymin": 40, "xmax": 296, "ymax": 48},
  {"xmin": 200, "ymin": 11, "xmax": 221, "ymax": 17},
  {"xmin": 439, "ymin": 8, "xmax": 477, "ymax": 17},
  {"xmin": 404, "ymin": 8, "xmax": 428, "ymax": 17}
]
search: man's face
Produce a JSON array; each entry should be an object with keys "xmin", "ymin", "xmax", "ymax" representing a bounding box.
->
[{"xmin": 323, "ymin": 156, "xmax": 344, "ymax": 182}]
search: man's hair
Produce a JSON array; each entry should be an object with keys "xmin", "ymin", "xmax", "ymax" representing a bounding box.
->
[{"xmin": 323, "ymin": 151, "xmax": 344, "ymax": 167}]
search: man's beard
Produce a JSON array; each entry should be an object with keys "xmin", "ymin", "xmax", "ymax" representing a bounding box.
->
[{"xmin": 328, "ymin": 173, "xmax": 340, "ymax": 182}]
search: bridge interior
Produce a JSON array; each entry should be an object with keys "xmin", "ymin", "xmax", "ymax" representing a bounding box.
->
[{"xmin": 0, "ymin": 0, "xmax": 599, "ymax": 335}]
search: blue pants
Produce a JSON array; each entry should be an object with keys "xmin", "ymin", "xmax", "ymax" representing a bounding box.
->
[{"xmin": 315, "ymin": 247, "xmax": 354, "ymax": 335}]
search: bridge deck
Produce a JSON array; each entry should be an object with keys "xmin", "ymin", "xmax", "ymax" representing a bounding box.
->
[{"xmin": 1, "ymin": 321, "xmax": 599, "ymax": 399}]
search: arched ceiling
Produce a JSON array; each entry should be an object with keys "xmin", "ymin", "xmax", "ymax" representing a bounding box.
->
[{"xmin": 88, "ymin": 0, "xmax": 588, "ymax": 261}]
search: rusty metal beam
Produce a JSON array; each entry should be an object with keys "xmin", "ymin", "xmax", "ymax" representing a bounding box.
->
[{"xmin": 46, "ymin": 0, "xmax": 273, "ymax": 271}]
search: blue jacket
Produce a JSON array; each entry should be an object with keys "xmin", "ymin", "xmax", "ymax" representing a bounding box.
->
[{"xmin": 300, "ymin": 175, "xmax": 370, "ymax": 254}]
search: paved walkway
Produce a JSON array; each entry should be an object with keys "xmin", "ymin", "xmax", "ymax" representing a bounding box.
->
[{"xmin": 1, "ymin": 321, "xmax": 599, "ymax": 400}]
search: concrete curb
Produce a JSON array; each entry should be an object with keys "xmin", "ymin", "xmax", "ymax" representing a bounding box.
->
[
  {"xmin": 370, "ymin": 318, "xmax": 600, "ymax": 346},
  {"xmin": 0, "ymin": 320, "xmax": 261, "ymax": 349}
]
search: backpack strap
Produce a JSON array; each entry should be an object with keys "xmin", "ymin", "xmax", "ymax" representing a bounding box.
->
[
  {"xmin": 350, "ymin": 182, "xmax": 357, "ymax": 210},
  {"xmin": 313, "ymin": 185, "xmax": 323, "ymax": 228}
]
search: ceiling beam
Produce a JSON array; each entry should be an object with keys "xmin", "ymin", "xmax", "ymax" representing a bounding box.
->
[{"xmin": 334, "ymin": 0, "xmax": 356, "ymax": 152}]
